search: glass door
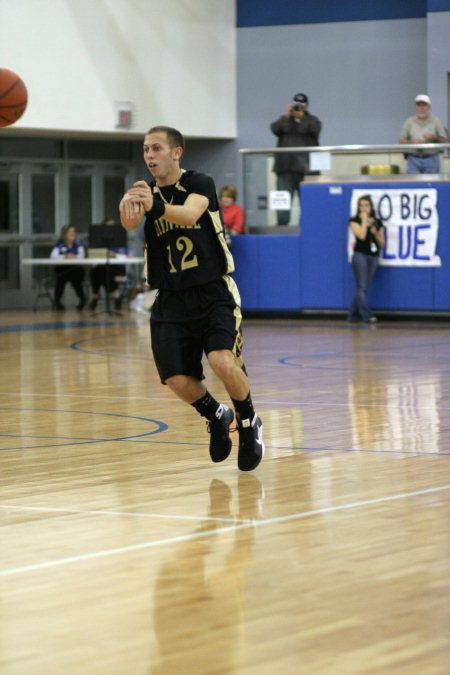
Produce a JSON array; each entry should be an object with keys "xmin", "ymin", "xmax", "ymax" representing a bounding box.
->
[
  {"xmin": 0, "ymin": 157, "xmax": 135, "ymax": 310},
  {"xmin": 0, "ymin": 166, "xmax": 24, "ymax": 309}
]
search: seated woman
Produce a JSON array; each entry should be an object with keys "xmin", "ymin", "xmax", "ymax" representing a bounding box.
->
[
  {"xmin": 219, "ymin": 185, "xmax": 246, "ymax": 241},
  {"xmin": 89, "ymin": 218, "xmax": 128, "ymax": 311},
  {"xmin": 50, "ymin": 225, "xmax": 86, "ymax": 311}
]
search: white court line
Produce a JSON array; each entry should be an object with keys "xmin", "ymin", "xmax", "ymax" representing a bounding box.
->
[
  {"xmin": 1, "ymin": 483, "xmax": 449, "ymax": 578},
  {"xmin": 0, "ymin": 503, "xmax": 236, "ymax": 524}
]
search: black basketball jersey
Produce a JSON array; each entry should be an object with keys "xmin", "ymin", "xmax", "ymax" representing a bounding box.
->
[{"xmin": 143, "ymin": 170, "xmax": 234, "ymax": 291}]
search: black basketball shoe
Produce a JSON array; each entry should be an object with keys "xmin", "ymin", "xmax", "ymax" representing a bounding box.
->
[
  {"xmin": 237, "ymin": 414, "xmax": 264, "ymax": 472},
  {"xmin": 206, "ymin": 404, "xmax": 234, "ymax": 463}
]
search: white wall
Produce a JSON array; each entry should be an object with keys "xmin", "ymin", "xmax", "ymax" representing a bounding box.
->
[
  {"xmin": 237, "ymin": 18, "xmax": 427, "ymax": 149},
  {"xmin": 0, "ymin": 0, "xmax": 236, "ymax": 138},
  {"xmin": 427, "ymin": 11, "xmax": 450, "ymax": 128}
]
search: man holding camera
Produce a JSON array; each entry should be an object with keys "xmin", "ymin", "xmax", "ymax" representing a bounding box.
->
[{"xmin": 270, "ymin": 93, "xmax": 322, "ymax": 225}]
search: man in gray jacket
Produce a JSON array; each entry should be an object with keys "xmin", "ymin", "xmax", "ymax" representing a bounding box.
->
[{"xmin": 270, "ymin": 92, "xmax": 322, "ymax": 225}]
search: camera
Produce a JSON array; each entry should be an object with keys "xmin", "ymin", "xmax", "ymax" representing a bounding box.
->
[{"xmin": 292, "ymin": 103, "xmax": 305, "ymax": 112}]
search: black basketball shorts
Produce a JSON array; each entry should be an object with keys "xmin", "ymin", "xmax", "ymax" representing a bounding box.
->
[{"xmin": 150, "ymin": 277, "xmax": 244, "ymax": 383}]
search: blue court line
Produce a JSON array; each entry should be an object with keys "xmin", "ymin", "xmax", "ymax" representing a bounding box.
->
[
  {"xmin": 0, "ymin": 406, "xmax": 168, "ymax": 452},
  {"xmin": 4, "ymin": 433, "xmax": 444, "ymax": 459},
  {"xmin": 113, "ymin": 438, "xmax": 450, "ymax": 458},
  {"xmin": 247, "ymin": 319, "xmax": 450, "ymax": 332},
  {"xmin": 2, "ymin": 318, "xmax": 449, "ymax": 335},
  {"xmin": 69, "ymin": 334, "xmax": 149, "ymax": 360},
  {"xmin": 0, "ymin": 320, "xmax": 136, "ymax": 333}
]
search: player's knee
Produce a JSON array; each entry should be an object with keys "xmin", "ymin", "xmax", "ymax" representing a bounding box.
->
[
  {"xmin": 165, "ymin": 374, "xmax": 189, "ymax": 396},
  {"xmin": 208, "ymin": 350, "xmax": 234, "ymax": 381}
]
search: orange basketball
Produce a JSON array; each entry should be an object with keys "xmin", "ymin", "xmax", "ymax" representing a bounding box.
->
[{"xmin": 0, "ymin": 68, "xmax": 28, "ymax": 128}]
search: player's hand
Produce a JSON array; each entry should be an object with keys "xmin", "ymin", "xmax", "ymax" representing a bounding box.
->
[
  {"xmin": 119, "ymin": 192, "xmax": 145, "ymax": 230},
  {"xmin": 119, "ymin": 193, "xmax": 143, "ymax": 216},
  {"xmin": 126, "ymin": 180, "xmax": 153, "ymax": 213}
]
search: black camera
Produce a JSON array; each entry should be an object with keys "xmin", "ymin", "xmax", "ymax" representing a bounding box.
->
[{"xmin": 292, "ymin": 103, "xmax": 305, "ymax": 112}]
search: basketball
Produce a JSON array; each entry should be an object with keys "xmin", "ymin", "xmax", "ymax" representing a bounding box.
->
[{"xmin": 0, "ymin": 68, "xmax": 28, "ymax": 128}]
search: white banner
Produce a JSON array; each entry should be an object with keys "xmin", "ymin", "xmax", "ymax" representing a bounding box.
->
[
  {"xmin": 269, "ymin": 190, "xmax": 291, "ymax": 211},
  {"xmin": 347, "ymin": 188, "xmax": 441, "ymax": 267}
]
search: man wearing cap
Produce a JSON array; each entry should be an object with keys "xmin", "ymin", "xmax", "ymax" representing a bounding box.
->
[
  {"xmin": 400, "ymin": 94, "xmax": 447, "ymax": 174},
  {"xmin": 270, "ymin": 93, "xmax": 322, "ymax": 225}
]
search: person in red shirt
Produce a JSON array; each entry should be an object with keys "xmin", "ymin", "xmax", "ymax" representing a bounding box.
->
[{"xmin": 219, "ymin": 185, "xmax": 246, "ymax": 236}]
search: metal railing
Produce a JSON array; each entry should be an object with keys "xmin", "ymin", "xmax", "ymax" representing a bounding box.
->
[
  {"xmin": 239, "ymin": 143, "xmax": 450, "ymax": 229},
  {"xmin": 239, "ymin": 142, "xmax": 450, "ymax": 155}
]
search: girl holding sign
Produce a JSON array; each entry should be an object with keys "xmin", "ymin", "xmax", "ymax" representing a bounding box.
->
[{"xmin": 348, "ymin": 195, "xmax": 385, "ymax": 323}]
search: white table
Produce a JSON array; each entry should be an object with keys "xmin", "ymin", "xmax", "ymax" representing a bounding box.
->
[
  {"xmin": 22, "ymin": 257, "xmax": 145, "ymax": 311},
  {"xmin": 22, "ymin": 257, "xmax": 144, "ymax": 266}
]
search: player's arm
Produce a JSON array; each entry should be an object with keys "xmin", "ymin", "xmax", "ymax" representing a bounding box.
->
[
  {"xmin": 163, "ymin": 193, "xmax": 208, "ymax": 227},
  {"xmin": 124, "ymin": 180, "xmax": 208, "ymax": 228}
]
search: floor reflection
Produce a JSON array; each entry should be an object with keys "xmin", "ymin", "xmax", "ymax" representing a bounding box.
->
[
  {"xmin": 151, "ymin": 475, "xmax": 264, "ymax": 674},
  {"xmin": 348, "ymin": 333, "xmax": 442, "ymax": 453}
]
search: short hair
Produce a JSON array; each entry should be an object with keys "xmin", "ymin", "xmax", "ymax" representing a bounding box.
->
[
  {"xmin": 219, "ymin": 184, "xmax": 238, "ymax": 201},
  {"xmin": 146, "ymin": 125, "xmax": 185, "ymax": 151}
]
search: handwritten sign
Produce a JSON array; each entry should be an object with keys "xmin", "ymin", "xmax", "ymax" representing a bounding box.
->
[
  {"xmin": 269, "ymin": 190, "xmax": 291, "ymax": 211},
  {"xmin": 348, "ymin": 188, "xmax": 441, "ymax": 267}
]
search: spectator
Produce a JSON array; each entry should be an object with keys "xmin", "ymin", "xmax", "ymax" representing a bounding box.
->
[
  {"xmin": 348, "ymin": 195, "xmax": 385, "ymax": 324},
  {"xmin": 270, "ymin": 92, "xmax": 322, "ymax": 225},
  {"xmin": 219, "ymin": 185, "xmax": 246, "ymax": 239},
  {"xmin": 400, "ymin": 94, "xmax": 447, "ymax": 174},
  {"xmin": 50, "ymin": 225, "xmax": 86, "ymax": 311}
]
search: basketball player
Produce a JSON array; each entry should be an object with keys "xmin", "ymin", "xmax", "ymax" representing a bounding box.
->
[{"xmin": 119, "ymin": 126, "xmax": 264, "ymax": 471}]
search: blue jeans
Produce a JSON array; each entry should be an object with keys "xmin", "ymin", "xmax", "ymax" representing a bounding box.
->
[
  {"xmin": 348, "ymin": 252, "xmax": 379, "ymax": 321},
  {"xmin": 275, "ymin": 172, "xmax": 304, "ymax": 225},
  {"xmin": 407, "ymin": 154, "xmax": 440, "ymax": 174}
]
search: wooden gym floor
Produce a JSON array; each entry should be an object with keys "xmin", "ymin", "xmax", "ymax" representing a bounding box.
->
[{"xmin": 1, "ymin": 309, "xmax": 449, "ymax": 674}]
